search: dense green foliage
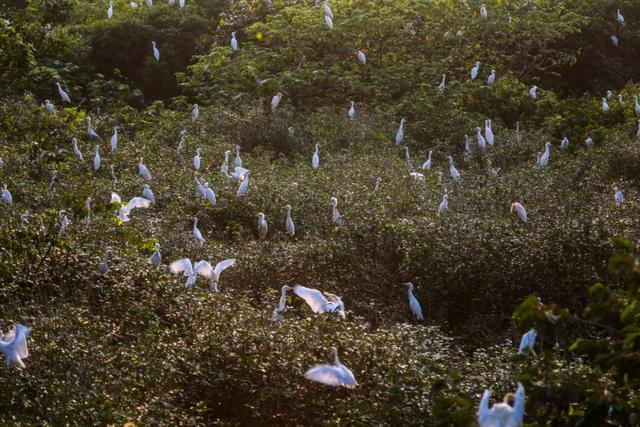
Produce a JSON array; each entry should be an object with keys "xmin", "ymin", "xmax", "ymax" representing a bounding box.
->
[{"xmin": 1, "ymin": 0, "xmax": 640, "ymax": 425}]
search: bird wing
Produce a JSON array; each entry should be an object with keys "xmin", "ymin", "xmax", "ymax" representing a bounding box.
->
[
  {"xmin": 510, "ymin": 383, "xmax": 525, "ymax": 425},
  {"xmin": 213, "ymin": 258, "xmax": 236, "ymax": 278},
  {"xmin": 170, "ymin": 258, "xmax": 193, "ymax": 276},
  {"xmin": 477, "ymin": 390, "xmax": 492, "ymax": 424},
  {"xmin": 126, "ymin": 197, "xmax": 151, "ymax": 211},
  {"xmin": 110, "ymin": 192, "xmax": 121, "ymax": 203},
  {"xmin": 13, "ymin": 324, "xmax": 30, "ymax": 358},
  {"xmin": 194, "ymin": 261, "xmax": 214, "ymax": 278},
  {"xmin": 304, "ymin": 365, "xmax": 347, "ymax": 387},
  {"xmin": 337, "ymin": 364, "xmax": 357, "ymax": 388},
  {"xmin": 294, "ymin": 285, "xmax": 328, "ymax": 313}
]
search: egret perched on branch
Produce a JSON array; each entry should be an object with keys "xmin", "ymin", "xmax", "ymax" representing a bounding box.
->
[
  {"xmin": 634, "ymin": 95, "xmax": 640, "ymax": 116},
  {"xmin": 438, "ymin": 74, "xmax": 446, "ymax": 94},
  {"xmin": 149, "ymin": 243, "xmax": 162, "ymax": 265},
  {"xmin": 293, "ymin": 285, "xmax": 346, "ymax": 318},
  {"xmin": 330, "ymin": 197, "xmax": 343, "ymax": 225},
  {"xmin": 257, "ymin": 212, "xmax": 268, "ymax": 239},
  {"xmin": 325, "ymin": 15, "xmax": 333, "ymax": 29},
  {"xmin": 395, "ymin": 118, "xmax": 406, "ymax": 146},
  {"xmin": 59, "ymin": 210, "xmax": 70, "ymax": 233},
  {"xmin": 87, "ymin": 116, "xmax": 100, "ymax": 139},
  {"xmin": 192, "ymin": 104, "xmax": 199, "ymax": 122},
  {"xmin": 116, "ymin": 196, "xmax": 151, "ymax": 222},
  {"xmin": 193, "ymin": 147, "xmax": 202, "ymax": 171},
  {"xmin": 179, "ymin": 0, "xmax": 185, "ymax": 8},
  {"xmin": 403, "ymin": 282, "xmax": 424, "ymax": 320},
  {"xmin": 97, "ymin": 248, "xmax": 110, "ymax": 274},
  {"xmin": 130, "ymin": 1, "xmax": 138, "ymax": 7},
  {"xmin": 518, "ymin": 328, "xmax": 537, "ymax": 355},
  {"xmin": 356, "ymin": 50, "xmax": 366, "ymax": 64},
  {"xmin": 285, "ymin": 205, "xmax": 295, "ymax": 236},
  {"xmin": 305, "ymin": 347, "xmax": 357, "ymax": 389},
  {"xmin": 202, "ymin": 182, "xmax": 216, "ymax": 205},
  {"xmin": 0, "ymin": 324, "xmax": 32, "ymax": 368},
  {"xmin": 560, "ymin": 137, "xmax": 569, "ymax": 149},
  {"xmin": 234, "ymin": 145, "xmax": 242, "ymax": 168},
  {"xmin": 231, "ymin": 32, "xmax": 238, "ymax": 50},
  {"xmin": 476, "ymin": 127, "xmax": 486, "ymax": 150},
  {"xmin": 93, "ymin": 145, "xmax": 101, "ymax": 171},
  {"xmin": 437, "ymin": 194, "xmax": 448, "ymax": 216},
  {"xmin": 480, "ymin": 4, "xmax": 488, "ymax": 20},
  {"xmin": 170, "ymin": 258, "xmax": 215, "ymax": 287},
  {"xmin": 146, "ymin": 0, "xmax": 152, "ymax": 7},
  {"xmin": 487, "ymin": 70, "xmax": 496, "ymax": 85},
  {"xmin": 584, "ymin": 137, "xmax": 594, "ymax": 147},
  {"xmin": 447, "ymin": 156, "xmax": 461, "ymax": 182},
  {"xmin": 617, "ymin": 9, "xmax": 624, "ymax": 24},
  {"xmin": 538, "ymin": 142, "xmax": 551, "ymax": 167},
  {"xmin": 138, "ymin": 158, "xmax": 152, "ymax": 180},
  {"xmin": 83, "ymin": 197, "xmax": 92, "ymax": 224},
  {"xmin": 348, "ymin": 101, "xmax": 356, "ymax": 118},
  {"xmin": 107, "ymin": 1, "xmax": 113, "ymax": 18},
  {"xmin": 236, "ymin": 171, "xmax": 250, "ymax": 196},
  {"xmin": 485, "ymin": 120, "xmax": 494, "ymax": 146},
  {"xmin": 510, "ymin": 202, "xmax": 527, "ymax": 223},
  {"xmin": 56, "ymin": 82, "xmax": 71, "ymax": 103},
  {"xmin": 409, "ymin": 172, "xmax": 425, "ymax": 181},
  {"xmin": 477, "ymin": 383, "xmax": 525, "ymax": 427},
  {"xmin": 312, "ymin": 144, "xmax": 320, "ymax": 169},
  {"xmin": 110, "ymin": 126, "xmax": 119, "ymax": 151},
  {"xmin": 272, "ymin": 284, "xmax": 292, "ymax": 324},
  {"xmin": 611, "ymin": 35, "xmax": 619, "ymax": 47},
  {"xmin": 220, "ymin": 150, "xmax": 231, "ymax": 176},
  {"xmin": 192, "ymin": 217, "xmax": 205, "ymax": 246},
  {"xmin": 1, "ymin": 184, "xmax": 13, "ymax": 205},
  {"xmin": 271, "ymin": 92, "xmax": 283, "ymax": 111},
  {"xmin": 45, "ymin": 99, "xmax": 56, "ymax": 114},
  {"xmin": 151, "ymin": 41, "xmax": 160, "ymax": 61},
  {"xmin": 529, "ymin": 85, "xmax": 538, "ymax": 99},
  {"xmin": 422, "ymin": 151, "xmax": 432, "ymax": 170},
  {"xmin": 142, "ymin": 184, "xmax": 155, "ymax": 203},
  {"xmin": 323, "ymin": 0, "xmax": 333, "ymax": 19},
  {"xmin": 602, "ymin": 98, "xmax": 609, "ymax": 112},
  {"xmin": 470, "ymin": 62, "xmax": 480, "ymax": 80},
  {"xmin": 226, "ymin": 166, "xmax": 249, "ymax": 182},
  {"xmin": 614, "ymin": 186, "xmax": 624, "ymax": 207}
]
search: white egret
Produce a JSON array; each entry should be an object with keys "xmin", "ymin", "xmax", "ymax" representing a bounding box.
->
[
  {"xmin": 117, "ymin": 196, "xmax": 151, "ymax": 222},
  {"xmin": 202, "ymin": 182, "xmax": 216, "ymax": 205},
  {"xmin": 192, "ymin": 103, "xmax": 199, "ymax": 122},
  {"xmin": 272, "ymin": 284, "xmax": 292, "ymax": 324},
  {"xmin": 255, "ymin": 212, "xmax": 269, "ymax": 240},
  {"xmin": 480, "ymin": 4, "xmax": 488, "ymax": 20},
  {"xmin": 110, "ymin": 192, "xmax": 122, "ymax": 204},
  {"xmin": 356, "ymin": 50, "xmax": 366, "ymax": 64},
  {"xmin": 87, "ymin": 116, "xmax": 100, "ymax": 139},
  {"xmin": 234, "ymin": 145, "xmax": 242, "ymax": 168},
  {"xmin": 93, "ymin": 145, "xmax": 101, "ymax": 171},
  {"xmin": 476, "ymin": 127, "xmax": 486, "ymax": 150},
  {"xmin": 325, "ymin": 15, "xmax": 333, "ymax": 29},
  {"xmin": 602, "ymin": 98, "xmax": 609, "ymax": 112},
  {"xmin": 470, "ymin": 61, "xmax": 480, "ymax": 80},
  {"xmin": 447, "ymin": 156, "xmax": 461, "ymax": 182},
  {"xmin": 285, "ymin": 205, "xmax": 295, "ymax": 236},
  {"xmin": 209, "ymin": 258, "xmax": 236, "ymax": 292},
  {"xmin": 585, "ymin": 137, "xmax": 594, "ymax": 147},
  {"xmin": 518, "ymin": 328, "xmax": 537, "ymax": 355},
  {"xmin": 231, "ymin": 32, "xmax": 238, "ymax": 50},
  {"xmin": 148, "ymin": 243, "xmax": 162, "ymax": 265},
  {"xmin": 478, "ymin": 384, "xmax": 525, "ymax": 427},
  {"xmin": 110, "ymin": 126, "xmax": 119, "ymax": 151},
  {"xmin": 130, "ymin": 1, "xmax": 138, "ymax": 7},
  {"xmin": 170, "ymin": 258, "xmax": 214, "ymax": 287},
  {"xmin": 323, "ymin": 0, "xmax": 333, "ymax": 18},
  {"xmin": 305, "ymin": 347, "xmax": 357, "ymax": 389},
  {"xmin": 409, "ymin": 172, "xmax": 425, "ymax": 181},
  {"xmin": 395, "ymin": 118, "xmax": 406, "ymax": 146},
  {"xmin": 485, "ymin": 120, "xmax": 494, "ymax": 146},
  {"xmin": 403, "ymin": 282, "xmax": 424, "ymax": 320},
  {"xmin": 529, "ymin": 85, "xmax": 538, "ymax": 99},
  {"xmin": 422, "ymin": 150, "xmax": 432, "ymax": 170},
  {"xmin": 83, "ymin": 197, "xmax": 92, "ymax": 225},
  {"xmin": 97, "ymin": 248, "xmax": 110, "ymax": 274},
  {"xmin": 438, "ymin": 74, "xmax": 446, "ymax": 94},
  {"xmin": 59, "ymin": 210, "xmax": 70, "ymax": 233},
  {"xmin": 195, "ymin": 177, "xmax": 205, "ymax": 198},
  {"xmin": 1, "ymin": 184, "xmax": 13, "ymax": 205},
  {"xmin": 488, "ymin": 160, "xmax": 500, "ymax": 178},
  {"xmin": 138, "ymin": 158, "xmax": 152, "ymax": 180},
  {"xmin": 56, "ymin": 82, "xmax": 71, "ymax": 103},
  {"xmin": 0, "ymin": 324, "xmax": 32, "ymax": 368},
  {"xmin": 538, "ymin": 142, "xmax": 551, "ymax": 167},
  {"xmin": 312, "ymin": 144, "xmax": 320, "ymax": 169},
  {"xmin": 437, "ymin": 194, "xmax": 448, "ymax": 216},
  {"xmin": 617, "ymin": 9, "xmax": 624, "ymax": 24},
  {"xmin": 142, "ymin": 184, "xmax": 155, "ymax": 203},
  {"xmin": 236, "ymin": 171, "xmax": 250, "ymax": 196},
  {"xmin": 226, "ymin": 166, "xmax": 249, "ymax": 182},
  {"xmin": 146, "ymin": 0, "xmax": 152, "ymax": 7},
  {"xmin": 107, "ymin": 1, "xmax": 113, "ymax": 18},
  {"xmin": 348, "ymin": 101, "xmax": 356, "ymax": 119},
  {"xmin": 487, "ymin": 69, "xmax": 496, "ymax": 85},
  {"xmin": 330, "ymin": 197, "xmax": 343, "ymax": 225},
  {"xmin": 614, "ymin": 186, "xmax": 624, "ymax": 207},
  {"xmin": 220, "ymin": 150, "xmax": 231, "ymax": 175},
  {"xmin": 510, "ymin": 202, "xmax": 527, "ymax": 223},
  {"xmin": 192, "ymin": 217, "xmax": 205, "ymax": 246},
  {"xmin": 151, "ymin": 41, "xmax": 160, "ymax": 61},
  {"xmin": 607, "ymin": 90, "xmax": 612, "ymax": 100},
  {"xmin": 45, "ymin": 99, "xmax": 56, "ymax": 114},
  {"xmin": 293, "ymin": 285, "xmax": 345, "ymax": 318},
  {"xmin": 179, "ymin": 0, "xmax": 185, "ymax": 8},
  {"xmin": 271, "ymin": 92, "xmax": 283, "ymax": 112},
  {"xmin": 634, "ymin": 95, "xmax": 640, "ymax": 116},
  {"xmin": 193, "ymin": 147, "xmax": 202, "ymax": 171},
  {"xmin": 611, "ymin": 35, "xmax": 619, "ymax": 47},
  {"xmin": 49, "ymin": 169, "xmax": 59, "ymax": 191},
  {"xmin": 560, "ymin": 137, "xmax": 569, "ymax": 149}
]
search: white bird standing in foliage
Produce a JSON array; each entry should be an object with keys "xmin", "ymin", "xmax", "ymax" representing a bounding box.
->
[
  {"xmin": 97, "ymin": 248, "xmax": 110, "ymax": 274},
  {"xmin": 348, "ymin": 101, "xmax": 356, "ymax": 118},
  {"xmin": 437, "ymin": 194, "xmax": 448, "ymax": 216},
  {"xmin": 529, "ymin": 85, "xmax": 538, "ymax": 99},
  {"xmin": 330, "ymin": 197, "xmax": 343, "ymax": 224},
  {"xmin": 192, "ymin": 104, "xmax": 199, "ymax": 122},
  {"xmin": 202, "ymin": 182, "xmax": 216, "ymax": 204},
  {"xmin": 476, "ymin": 127, "xmax": 486, "ymax": 150},
  {"xmin": 0, "ymin": 324, "xmax": 32, "ymax": 368},
  {"xmin": 356, "ymin": 50, "xmax": 366, "ymax": 64},
  {"xmin": 56, "ymin": 82, "xmax": 71, "ymax": 103},
  {"xmin": 447, "ymin": 156, "xmax": 461, "ymax": 182},
  {"xmin": 305, "ymin": 347, "xmax": 357, "ymax": 389},
  {"xmin": 404, "ymin": 146, "xmax": 413, "ymax": 172},
  {"xmin": 272, "ymin": 284, "xmax": 292, "ymax": 324},
  {"xmin": 325, "ymin": 15, "xmax": 333, "ymax": 29},
  {"xmin": 192, "ymin": 217, "xmax": 205, "ymax": 246},
  {"xmin": 149, "ymin": 243, "xmax": 162, "ymax": 265},
  {"xmin": 130, "ymin": 1, "xmax": 138, "ymax": 8},
  {"xmin": 257, "ymin": 212, "xmax": 268, "ymax": 239},
  {"xmin": 323, "ymin": 0, "xmax": 333, "ymax": 18},
  {"xmin": 170, "ymin": 258, "xmax": 221, "ymax": 287},
  {"xmin": 271, "ymin": 92, "xmax": 283, "ymax": 111},
  {"xmin": 634, "ymin": 95, "xmax": 640, "ymax": 116},
  {"xmin": 293, "ymin": 285, "xmax": 346, "ymax": 318},
  {"xmin": 312, "ymin": 144, "xmax": 320, "ymax": 169},
  {"xmin": 585, "ymin": 137, "xmax": 594, "ymax": 147},
  {"xmin": 538, "ymin": 142, "xmax": 551, "ymax": 167},
  {"xmin": 409, "ymin": 172, "xmax": 425, "ymax": 181},
  {"xmin": 485, "ymin": 120, "xmax": 494, "ymax": 146},
  {"xmin": 511, "ymin": 202, "xmax": 527, "ymax": 223},
  {"xmin": 614, "ymin": 186, "xmax": 624, "ymax": 207},
  {"xmin": 478, "ymin": 384, "xmax": 525, "ymax": 427},
  {"xmin": 59, "ymin": 210, "xmax": 70, "ymax": 233},
  {"xmin": 1, "ymin": 184, "xmax": 13, "ymax": 205},
  {"xmin": 487, "ymin": 70, "xmax": 496, "ymax": 85},
  {"xmin": 234, "ymin": 145, "xmax": 242, "ymax": 168},
  {"xmin": 146, "ymin": 0, "xmax": 152, "ymax": 7},
  {"xmin": 438, "ymin": 74, "xmax": 446, "ymax": 94},
  {"xmin": 236, "ymin": 171, "xmax": 250, "ymax": 196},
  {"xmin": 480, "ymin": 4, "xmax": 488, "ymax": 21},
  {"xmin": 110, "ymin": 126, "xmax": 119, "ymax": 151},
  {"xmin": 83, "ymin": 197, "xmax": 92, "ymax": 224},
  {"xmin": 45, "ymin": 99, "xmax": 56, "ymax": 114},
  {"xmin": 220, "ymin": 150, "xmax": 231, "ymax": 176},
  {"xmin": 116, "ymin": 196, "xmax": 151, "ymax": 222},
  {"xmin": 395, "ymin": 118, "xmax": 406, "ymax": 146},
  {"xmin": 138, "ymin": 158, "xmax": 152, "ymax": 180},
  {"xmin": 518, "ymin": 328, "xmax": 537, "ymax": 355},
  {"xmin": 179, "ymin": 0, "xmax": 185, "ymax": 8},
  {"xmin": 151, "ymin": 41, "xmax": 160, "ymax": 61},
  {"xmin": 617, "ymin": 9, "xmax": 624, "ymax": 24},
  {"xmin": 422, "ymin": 150, "xmax": 432, "ymax": 170},
  {"xmin": 611, "ymin": 35, "xmax": 619, "ymax": 47},
  {"xmin": 193, "ymin": 147, "xmax": 202, "ymax": 171},
  {"xmin": 471, "ymin": 61, "xmax": 480, "ymax": 80},
  {"xmin": 230, "ymin": 32, "xmax": 238, "ymax": 50},
  {"xmin": 87, "ymin": 116, "xmax": 100, "ymax": 139},
  {"xmin": 142, "ymin": 184, "xmax": 155, "ymax": 203},
  {"xmin": 107, "ymin": 1, "xmax": 113, "ymax": 18},
  {"xmin": 403, "ymin": 282, "xmax": 424, "ymax": 320},
  {"xmin": 560, "ymin": 136, "xmax": 569, "ymax": 149},
  {"xmin": 285, "ymin": 205, "xmax": 295, "ymax": 236},
  {"xmin": 93, "ymin": 145, "xmax": 101, "ymax": 171},
  {"xmin": 72, "ymin": 138, "xmax": 83, "ymax": 161},
  {"xmin": 602, "ymin": 98, "xmax": 609, "ymax": 112}
]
